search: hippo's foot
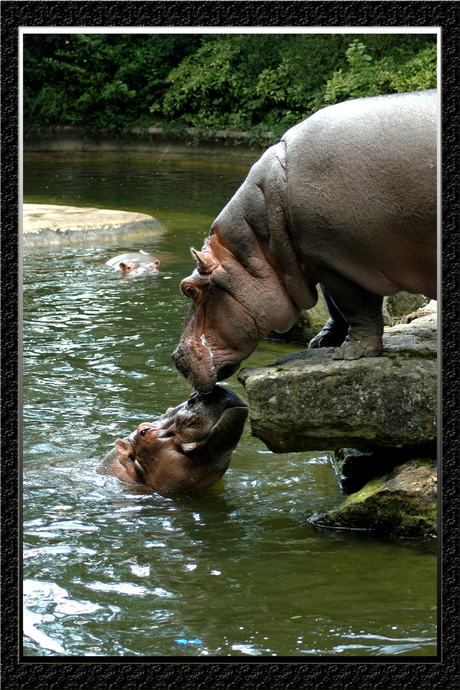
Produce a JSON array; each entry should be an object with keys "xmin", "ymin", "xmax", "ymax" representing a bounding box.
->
[
  {"xmin": 309, "ymin": 319, "xmax": 349, "ymax": 349},
  {"xmin": 332, "ymin": 335, "xmax": 382, "ymax": 360}
]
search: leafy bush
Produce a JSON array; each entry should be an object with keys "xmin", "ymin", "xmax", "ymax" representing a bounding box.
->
[
  {"xmin": 155, "ymin": 34, "xmax": 350, "ymax": 136},
  {"xmin": 23, "ymin": 33, "xmax": 437, "ymax": 144},
  {"xmin": 23, "ymin": 33, "xmax": 202, "ymax": 134},
  {"xmin": 317, "ymin": 38, "xmax": 437, "ymax": 107}
]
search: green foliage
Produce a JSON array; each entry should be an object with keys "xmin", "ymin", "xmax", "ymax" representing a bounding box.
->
[
  {"xmin": 24, "ymin": 33, "xmax": 437, "ymax": 144},
  {"xmin": 23, "ymin": 33, "xmax": 202, "ymax": 134},
  {"xmin": 156, "ymin": 34, "xmax": 350, "ymax": 137},
  {"xmin": 317, "ymin": 38, "xmax": 437, "ymax": 107}
]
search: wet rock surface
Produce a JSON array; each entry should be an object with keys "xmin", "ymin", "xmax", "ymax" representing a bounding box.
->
[
  {"xmin": 23, "ymin": 204, "xmax": 166, "ymax": 246},
  {"xmin": 309, "ymin": 459, "xmax": 438, "ymax": 539},
  {"xmin": 331, "ymin": 445, "xmax": 436, "ymax": 495}
]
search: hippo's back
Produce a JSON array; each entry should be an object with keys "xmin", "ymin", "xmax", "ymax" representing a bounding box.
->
[
  {"xmin": 283, "ymin": 90, "xmax": 437, "ymax": 295},
  {"xmin": 106, "ymin": 252, "xmax": 157, "ymax": 267}
]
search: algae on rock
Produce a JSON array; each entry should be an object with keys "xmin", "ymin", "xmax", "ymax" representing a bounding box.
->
[{"xmin": 309, "ymin": 460, "xmax": 438, "ymax": 538}]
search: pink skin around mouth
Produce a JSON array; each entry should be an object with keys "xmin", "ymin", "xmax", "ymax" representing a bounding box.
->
[{"xmin": 195, "ymin": 467, "xmax": 228, "ymax": 489}]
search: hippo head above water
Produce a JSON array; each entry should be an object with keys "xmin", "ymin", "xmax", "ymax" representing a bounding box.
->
[
  {"xmin": 99, "ymin": 386, "xmax": 248, "ymax": 494},
  {"xmin": 119, "ymin": 259, "xmax": 159, "ymax": 276},
  {"xmin": 106, "ymin": 252, "xmax": 160, "ymax": 276}
]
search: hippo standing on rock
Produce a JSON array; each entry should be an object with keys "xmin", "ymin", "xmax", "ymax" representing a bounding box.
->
[
  {"xmin": 99, "ymin": 386, "xmax": 248, "ymax": 494},
  {"xmin": 172, "ymin": 90, "xmax": 437, "ymax": 393},
  {"xmin": 106, "ymin": 252, "xmax": 160, "ymax": 276}
]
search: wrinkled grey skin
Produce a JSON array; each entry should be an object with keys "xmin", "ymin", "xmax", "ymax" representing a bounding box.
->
[
  {"xmin": 106, "ymin": 252, "xmax": 160, "ymax": 276},
  {"xmin": 99, "ymin": 386, "xmax": 248, "ymax": 494},
  {"xmin": 173, "ymin": 91, "xmax": 437, "ymax": 393}
]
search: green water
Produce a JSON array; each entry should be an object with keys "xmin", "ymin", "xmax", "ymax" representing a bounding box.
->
[{"xmin": 22, "ymin": 158, "xmax": 437, "ymax": 658}]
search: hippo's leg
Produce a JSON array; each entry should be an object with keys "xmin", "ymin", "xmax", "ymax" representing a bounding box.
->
[
  {"xmin": 308, "ymin": 284, "xmax": 349, "ymax": 349},
  {"xmin": 315, "ymin": 269, "xmax": 384, "ymax": 360}
]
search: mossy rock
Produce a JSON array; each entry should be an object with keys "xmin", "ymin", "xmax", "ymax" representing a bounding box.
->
[
  {"xmin": 383, "ymin": 292, "xmax": 429, "ymax": 324},
  {"xmin": 309, "ymin": 460, "xmax": 437, "ymax": 538},
  {"xmin": 332, "ymin": 444, "xmax": 436, "ymax": 494}
]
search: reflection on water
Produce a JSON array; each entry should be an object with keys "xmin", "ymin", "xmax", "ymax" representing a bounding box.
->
[{"xmin": 22, "ymin": 160, "xmax": 437, "ymax": 658}]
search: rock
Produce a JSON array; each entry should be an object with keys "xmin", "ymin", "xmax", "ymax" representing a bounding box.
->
[
  {"xmin": 382, "ymin": 292, "xmax": 430, "ymax": 325},
  {"xmin": 400, "ymin": 299, "xmax": 437, "ymax": 324},
  {"xmin": 237, "ymin": 306, "xmax": 437, "ymax": 453},
  {"xmin": 23, "ymin": 204, "xmax": 166, "ymax": 246},
  {"xmin": 308, "ymin": 459, "xmax": 438, "ymax": 538},
  {"xmin": 331, "ymin": 446, "xmax": 435, "ymax": 494}
]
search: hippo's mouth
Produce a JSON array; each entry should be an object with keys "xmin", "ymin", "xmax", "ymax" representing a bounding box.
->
[
  {"xmin": 197, "ymin": 393, "xmax": 248, "ymax": 440},
  {"xmin": 172, "ymin": 345, "xmax": 242, "ymax": 394},
  {"xmin": 185, "ymin": 391, "xmax": 248, "ymax": 485}
]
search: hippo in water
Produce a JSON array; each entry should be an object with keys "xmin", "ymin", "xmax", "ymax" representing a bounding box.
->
[
  {"xmin": 172, "ymin": 90, "xmax": 437, "ymax": 393},
  {"xmin": 106, "ymin": 252, "xmax": 160, "ymax": 276},
  {"xmin": 99, "ymin": 386, "xmax": 248, "ymax": 494}
]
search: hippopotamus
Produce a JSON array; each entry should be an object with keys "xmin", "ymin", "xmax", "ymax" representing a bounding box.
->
[
  {"xmin": 98, "ymin": 386, "xmax": 248, "ymax": 494},
  {"xmin": 106, "ymin": 252, "xmax": 160, "ymax": 276},
  {"xmin": 172, "ymin": 90, "xmax": 437, "ymax": 393}
]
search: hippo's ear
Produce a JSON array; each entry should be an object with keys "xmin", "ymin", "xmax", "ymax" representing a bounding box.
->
[
  {"xmin": 152, "ymin": 260, "xmax": 160, "ymax": 271},
  {"xmin": 119, "ymin": 262, "xmax": 136, "ymax": 273},
  {"xmin": 191, "ymin": 249, "xmax": 217, "ymax": 275},
  {"xmin": 115, "ymin": 439, "xmax": 132, "ymax": 457}
]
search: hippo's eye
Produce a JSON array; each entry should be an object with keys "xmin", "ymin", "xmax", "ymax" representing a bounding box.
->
[
  {"xmin": 184, "ymin": 286, "xmax": 196, "ymax": 299},
  {"xmin": 140, "ymin": 428, "xmax": 148, "ymax": 437}
]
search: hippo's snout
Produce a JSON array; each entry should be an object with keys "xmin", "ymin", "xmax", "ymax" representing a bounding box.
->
[
  {"xmin": 171, "ymin": 346, "xmax": 186, "ymax": 374},
  {"xmin": 172, "ymin": 345, "xmax": 216, "ymax": 394},
  {"xmin": 171, "ymin": 346, "xmax": 195, "ymax": 384}
]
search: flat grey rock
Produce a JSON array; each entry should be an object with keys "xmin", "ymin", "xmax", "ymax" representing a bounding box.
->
[{"xmin": 23, "ymin": 204, "xmax": 166, "ymax": 246}]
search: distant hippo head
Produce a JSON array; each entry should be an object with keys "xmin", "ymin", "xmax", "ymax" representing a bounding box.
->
[
  {"xmin": 119, "ymin": 259, "xmax": 160, "ymax": 276},
  {"xmin": 106, "ymin": 252, "xmax": 160, "ymax": 276},
  {"xmin": 99, "ymin": 386, "xmax": 248, "ymax": 494}
]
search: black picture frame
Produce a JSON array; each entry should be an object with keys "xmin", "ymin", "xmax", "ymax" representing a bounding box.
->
[{"xmin": 3, "ymin": 2, "xmax": 458, "ymax": 688}]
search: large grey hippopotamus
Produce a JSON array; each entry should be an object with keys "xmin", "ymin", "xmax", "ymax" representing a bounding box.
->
[
  {"xmin": 172, "ymin": 90, "xmax": 437, "ymax": 393},
  {"xmin": 106, "ymin": 252, "xmax": 160, "ymax": 276},
  {"xmin": 99, "ymin": 386, "xmax": 248, "ymax": 494}
]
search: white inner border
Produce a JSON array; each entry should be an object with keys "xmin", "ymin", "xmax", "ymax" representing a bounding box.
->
[{"xmin": 19, "ymin": 25, "xmax": 441, "ymax": 656}]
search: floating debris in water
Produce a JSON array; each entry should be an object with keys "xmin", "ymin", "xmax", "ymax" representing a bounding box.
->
[{"xmin": 175, "ymin": 638, "xmax": 202, "ymax": 646}]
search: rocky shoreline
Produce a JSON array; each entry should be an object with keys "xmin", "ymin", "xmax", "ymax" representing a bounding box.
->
[
  {"xmin": 239, "ymin": 302, "xmax": 438, "ymax": 538},
  {"xmin": 24, "ymin": 125, "xmax": 264, "ymax": 166}
]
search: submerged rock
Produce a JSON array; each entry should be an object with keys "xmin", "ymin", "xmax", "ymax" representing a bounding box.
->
[
  {"xmin": 237, "ymin": 306, "xmax": 437, "ymax": 453},
  {"xmin": 309, "ymin": 459, "xmax": 438, "ymax": 538},
  {"xmin": 23, "ymin": 204, "xmax": 166, "ymax": 246}
]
